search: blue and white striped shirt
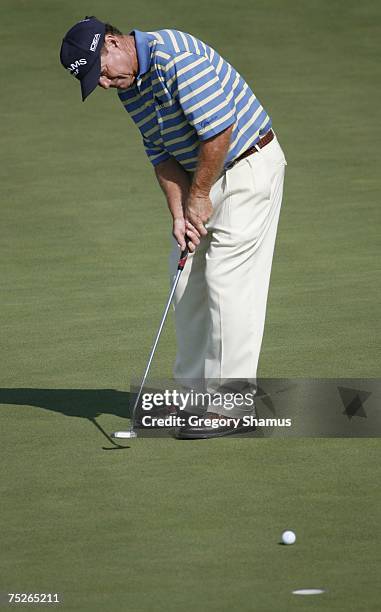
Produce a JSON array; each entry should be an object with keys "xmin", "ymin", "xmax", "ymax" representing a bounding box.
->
[{"xmin": 118, "ymin": 29, "xmax": 272, "ymax": 172}]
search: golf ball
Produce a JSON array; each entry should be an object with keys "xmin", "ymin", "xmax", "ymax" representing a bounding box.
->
[{"xmin": 281, "ymin": 530, "xmax": 296, "ymax": 545}]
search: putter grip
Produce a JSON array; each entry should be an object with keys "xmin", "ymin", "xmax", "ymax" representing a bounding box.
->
[{"xmin": 177, "ymin": 238, "xmax": 191, "ymax": 270}]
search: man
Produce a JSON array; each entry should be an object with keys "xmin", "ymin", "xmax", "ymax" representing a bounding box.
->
[{"xmin": 60, "ymin": 16, "xmax": 287, "ymax": 439}]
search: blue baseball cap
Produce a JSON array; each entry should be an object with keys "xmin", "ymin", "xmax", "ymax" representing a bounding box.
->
[{"xmin": 60, "ymin": 16, "xmax": 106, "ymax": 101}]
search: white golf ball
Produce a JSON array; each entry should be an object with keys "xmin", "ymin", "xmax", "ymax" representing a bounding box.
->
[{"xmin": 281, "ymin": 530, "xmax": 296, "ymax": 545}]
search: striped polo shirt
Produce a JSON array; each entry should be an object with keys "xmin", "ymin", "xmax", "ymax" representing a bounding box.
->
[{"xmin": 117, "ymin": 29, "xmax": 272, "ymax": 172}]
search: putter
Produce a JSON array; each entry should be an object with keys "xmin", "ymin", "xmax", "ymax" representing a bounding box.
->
[{"xmin": 111, "ymin": 241, "xmax": 190, "ymax": 439}]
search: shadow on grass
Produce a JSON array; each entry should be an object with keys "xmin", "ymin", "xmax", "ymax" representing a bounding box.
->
[
  {"xmin": 0, "ymin": 388, "xmax": 131, "ymax": 419},
  {"xmin": 0, "ymin": 388, "xmax": 132, "ymax": 449}
]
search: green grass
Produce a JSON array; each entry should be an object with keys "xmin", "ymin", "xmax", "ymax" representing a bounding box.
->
[{"xmin": 1, "ymin": 0, "xmax": 380, "ymax": 609}]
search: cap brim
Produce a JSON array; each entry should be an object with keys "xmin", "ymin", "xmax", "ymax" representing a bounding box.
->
[{"xmin": 80, "ymin": 55, "xmax": 101, "ymax": 101}]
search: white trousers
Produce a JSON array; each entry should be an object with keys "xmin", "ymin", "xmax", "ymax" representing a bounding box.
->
[{"xmin": 169, "ymin": 136, "xmax": 287, "ymax": 416}]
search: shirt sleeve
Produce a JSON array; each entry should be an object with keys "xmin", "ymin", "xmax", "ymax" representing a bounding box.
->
[
  {"xmin": 160, "ymin": 52, "xmax": 236, "ymax": 141},
  {"xmin": 142, "ymin": 136, "xmax": 171, "ymax": 166}
]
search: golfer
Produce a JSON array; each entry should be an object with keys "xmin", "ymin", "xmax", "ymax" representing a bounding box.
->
[{"xmin": 60, "ymin": 16, "xmax": 287, "ymax": 438}]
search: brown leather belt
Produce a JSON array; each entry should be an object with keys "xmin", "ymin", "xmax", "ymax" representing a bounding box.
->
[{"xmin": 227, "ymin": 129, "xmax": 274, "ymax": 170}]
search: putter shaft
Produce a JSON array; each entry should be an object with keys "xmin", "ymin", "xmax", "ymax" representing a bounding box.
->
[{"xmin": 112, "ymin": 244, "xmax": 190, "ymax": 438}]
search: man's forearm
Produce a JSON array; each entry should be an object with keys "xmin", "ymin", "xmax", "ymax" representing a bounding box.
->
[
  {"xmin": 153, "ymin": 125, "xmax": 234, "ymax": 246},
  {"xmin": 154, "ymin": 157, "xmax": 191, "ymax": 219},
  {"xmin": 182, "ymin": 124, "xmax": 233, "ymax": 234},
  {"xmin": 154, "ymin": 157, "xmax": 200, "ymax": 251},
  {"xmin": 191, "ymin": 124, "xmax": 233, "ymax": 197}
]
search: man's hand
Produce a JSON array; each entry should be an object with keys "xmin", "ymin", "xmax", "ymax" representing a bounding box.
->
[
  {"xmin": 184, "ymin": 192, "xmax": 213, "ymax": 237},
  {"xmin": 172, "ymin": 217, "xmax": 202, "ymax": 252}
]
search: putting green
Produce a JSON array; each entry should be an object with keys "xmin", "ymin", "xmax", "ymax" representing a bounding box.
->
[{"xmin": 1, "ymin": 0, "xmax": 380, "ymax": 610}]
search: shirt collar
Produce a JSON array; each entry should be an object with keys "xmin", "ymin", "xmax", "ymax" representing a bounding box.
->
[{"xmin": 131, "ymin": 29, "xmax": 155, "ymax": 86}]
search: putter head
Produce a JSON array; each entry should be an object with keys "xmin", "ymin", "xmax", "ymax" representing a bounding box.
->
[{"xmin": 111, "ymin": 430, "xmax": 138, "ymax": 439}]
